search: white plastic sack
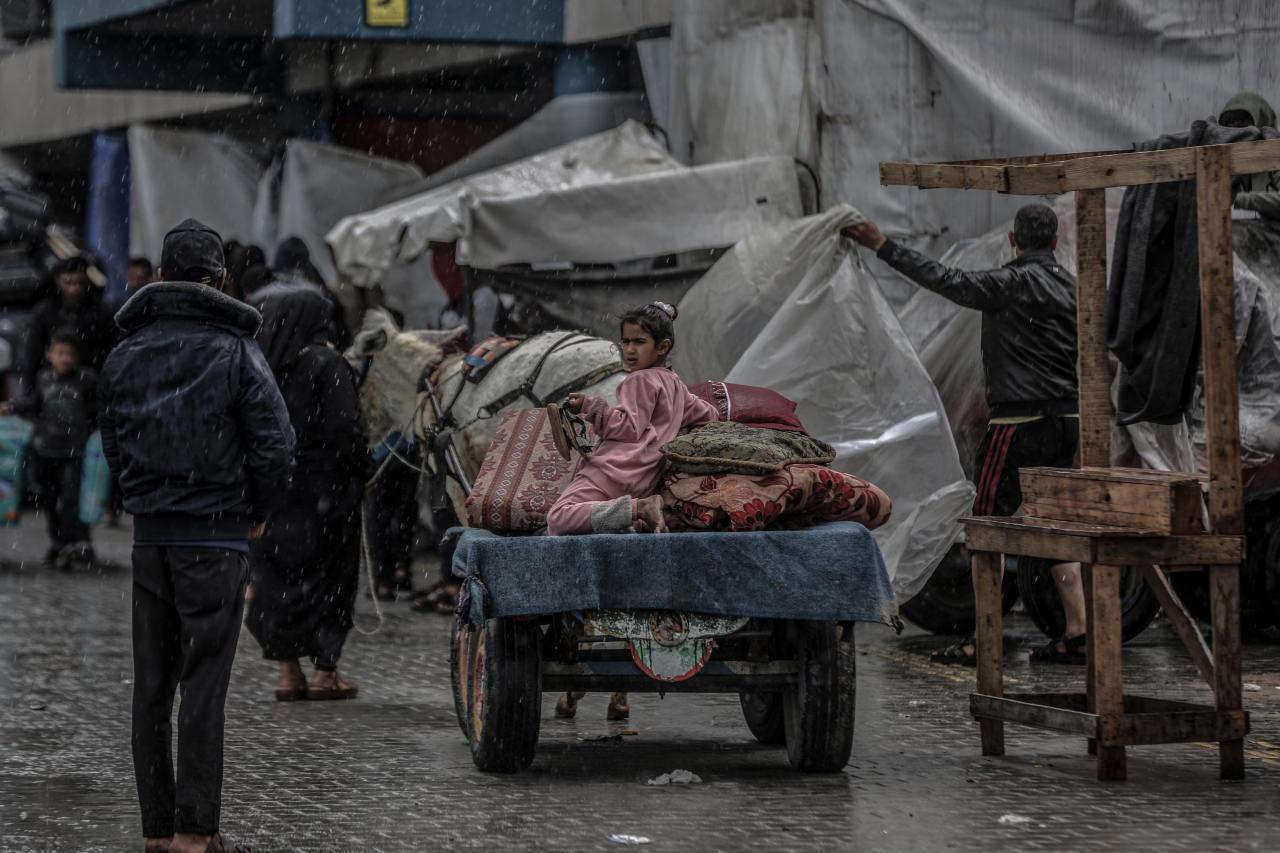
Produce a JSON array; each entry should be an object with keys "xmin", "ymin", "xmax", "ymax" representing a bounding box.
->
[{"xmin": 675, "ymin": 206, "xmax": 974, "ymax": 600}]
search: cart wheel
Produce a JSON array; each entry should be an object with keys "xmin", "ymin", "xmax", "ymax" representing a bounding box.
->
[
  {"xmin": 739, "ymin": 692, "xmax": 786, "ymax": 745},
  {"xmin": 900, "ymin": 544, "xmax": 1019, "ymax": 635},
  {"xmin": 469, "ymin": 617, "xmax": 542, "ymax": 773},
  {"xmin": 1016, "ymin": 557, "xmax": 1160, "ymax": 643},
  {"xmin": 1170, "ymin": 499, "xmax": 1280, "ymax": 638},
  {"xmin": 783, "ymin": 621, "xmax": 855, "ymax": 772},
  {"xmin": 450, "ymin": 612, "xmax": 473, "ymax": 738}
]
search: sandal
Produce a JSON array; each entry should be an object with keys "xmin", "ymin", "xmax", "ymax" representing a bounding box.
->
[
  {"xmin": 410, "ymin": 584, "xmax": 458, "ymax": 614},
  {"xmin": 205, "ymin": 832, "xmax": 251, "ymax": 853},
  {"xmin": 930, "ymin": 637, "xmax": 977, "ymax": 667},
  {"xmin": 545, "ymin": 403, "xmax": 593, "ymax": 461},
  {"xmin": 1029, "ymin": 633, "xmax": 1087, "ymax": 665},
  {"xmin": 307, "ymin": 672, "xmax": 359, "ymax": 701}
]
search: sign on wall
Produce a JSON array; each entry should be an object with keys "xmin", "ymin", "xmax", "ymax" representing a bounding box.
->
[{"xmin": 365, "ymin": 0, "xmax": 409, "ymax": 28}]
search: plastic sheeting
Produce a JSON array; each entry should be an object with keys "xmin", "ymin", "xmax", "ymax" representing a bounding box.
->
[
  {"xmin": 670, "ymin": 0, "xmax": 1280, "ymax": 260},
  {"xmin": 674, "ymin": 206, "xmax": 974, "ymax": 600},
  {"xmin": 128, "ymin": 126, "xmax": 262, "ymax": 265},
  {"xmin": 462, "ymin": 156, "xmax": 801, "ymax": 268},
  {"xmin": 897, "ymin": 194, "xmax": 1280, "ymax": 500},
  {"xmin": 327, "ymin": 120, "xmax": 678, "ymax": 284}
]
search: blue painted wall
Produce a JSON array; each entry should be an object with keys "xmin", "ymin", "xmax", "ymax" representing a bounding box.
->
[{"xmin": 85, "ymin": 134, "xmax": 131, "ymax": 306}]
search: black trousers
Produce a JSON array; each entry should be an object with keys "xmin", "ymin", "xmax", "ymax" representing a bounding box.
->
[
  {"xmin": 132, "ymin": 546, "xmax": 247, "ymax": 837},
  {"xmin": 33, "ymin": 454, "xmax": 87, "ymax": 547},
  {"xmin": 366, "ymin": 448, "xmax": 420, "ymax": 585}
]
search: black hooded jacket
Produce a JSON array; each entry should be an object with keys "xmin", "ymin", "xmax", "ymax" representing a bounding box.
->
[
  {"xmin": 877, "ymin": 240, "xmax": 1079, "ymax": 418},
  {"xmin": 98, "ymin": 282, "xmax": 295, "ymax": 541}
]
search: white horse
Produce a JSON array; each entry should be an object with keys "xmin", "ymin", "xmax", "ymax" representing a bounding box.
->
[{"xmin": 348, "ymin": 309, "xmax": 629, "ymax": 720}]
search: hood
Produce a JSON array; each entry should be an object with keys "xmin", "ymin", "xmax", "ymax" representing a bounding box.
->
[
  {"xmin": 114, "ymin": 281, "xmax": 262, "ymax": 336},
  {"xmin": 1222, "ymin": 91, "xmax": 1277, "ymax": 130}
]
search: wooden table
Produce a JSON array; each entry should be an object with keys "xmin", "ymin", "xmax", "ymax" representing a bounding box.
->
[{"xmin": 878, "ymin": 139, "xmax": 1280, "ymax": 781}]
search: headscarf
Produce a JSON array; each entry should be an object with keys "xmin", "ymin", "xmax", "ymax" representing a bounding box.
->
[
  {"xmin": 255, "ymin": 287, "xmax": 333, "ymax": 377},
  {"xmin": 272, "ymin": 236, "xmax": 324, "ymax": 286}
]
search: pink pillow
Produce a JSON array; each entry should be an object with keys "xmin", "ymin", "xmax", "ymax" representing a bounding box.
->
[{"xmin": 689, "ymin": 381, "xmax": 807, "ymax": 433}]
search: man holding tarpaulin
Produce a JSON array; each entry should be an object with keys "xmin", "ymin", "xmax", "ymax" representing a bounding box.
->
[{"xmin": 844, "ymin": 204, "xmax": 1088, "ymax": 666}]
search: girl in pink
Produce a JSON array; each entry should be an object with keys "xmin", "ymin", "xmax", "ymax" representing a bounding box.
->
[{"xmin": 546, "ymin": 303, "xmax": 718, "ymax": 535}]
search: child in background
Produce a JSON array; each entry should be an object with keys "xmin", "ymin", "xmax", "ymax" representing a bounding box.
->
[
  {"xmin": 546, "ymin": 302, "xmax": 718, "ymax": 535},
  {"xmin": 5, "ymin": 328, "xmax": 97, "ymax": 569}
]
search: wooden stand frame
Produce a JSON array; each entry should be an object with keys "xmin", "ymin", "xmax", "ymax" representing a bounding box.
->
[{"xmin": 880, "ymin": 139, "xmax": 1280, "ymax": 780}]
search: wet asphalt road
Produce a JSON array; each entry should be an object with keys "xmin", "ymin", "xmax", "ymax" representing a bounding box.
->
[{"xmin": 4, "ymin": 518, "xmax": 1280, "ymax": 851}]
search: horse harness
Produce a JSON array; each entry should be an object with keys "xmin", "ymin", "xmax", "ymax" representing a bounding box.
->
[{"xmin": 417, "ymin": 331, "xmax": 625, "ymax": 493}]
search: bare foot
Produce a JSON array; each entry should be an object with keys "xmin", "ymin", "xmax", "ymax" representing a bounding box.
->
[
  {"xmin": 555, "ymin": 690, "xmax": 585, "ymax": 719},
  {"xmin": 607, "ymin": 692, "xmax": 630, "ymax": 720},
  {"xmin": 632, "ymin": 496, "xmax": 667, "ymax": 534},
  {"xmin": 143, "ymin": 839, "xmax": 171, "ymax": 853}
]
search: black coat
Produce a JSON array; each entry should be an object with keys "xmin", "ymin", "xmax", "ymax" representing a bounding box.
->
[
  {"xmin": 13, "ymin": 367, "xmax": 97, "ymax": 459},
  {"xmin": 98, "ymin": 282, "xmax": 295, "ymax": 541},
  {"xmin": 878, "ymin": 240, "xmax": 1079, "ymax": 419}
]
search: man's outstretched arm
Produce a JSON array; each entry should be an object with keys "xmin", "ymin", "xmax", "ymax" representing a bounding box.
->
[{"xmin": 843, "ymin": 220, "xmax": 1012, "ymax": 312}]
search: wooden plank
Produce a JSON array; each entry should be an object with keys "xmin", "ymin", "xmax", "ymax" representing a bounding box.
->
[
  {"xmin": 1004, "ymin": 138, "xmax": 1280, "ymax": 194},
  {"xmin": 972, "ymin": 549, "xmax": 1005, "ymax": 757},
  {"xmin": 964, "ymin": 522, "xmax": 1093, "ymax": 564},
  {"xmin": 881, "ymin": 139, "xmax": 1280, "ymax": 193},
  {"xmin": 1088, "ymin": 564, "xmax": 1127, "ymax": 780},
  {"xmin": 1021, "ymin": 468, "xmax": 1202, "ymax": 533},
  {"xmin": 971, "ymin": 693, "xmax": 1098, "ymax": 738},
  {"xmin": 964, "ymin": 515, "xmax": 1163, "ymax": 537},
  {"xmin": 1100, "ymin": 710, "xmax": 1249, "ymax": 746},
  {"xmin": 1025, "ymin": 466, "xmax": 1200, "ymax": 485},
  {"xmin": 1084, "ymin": 565, "xmax": 1097, "ymax": 756},
  {"xmin": 1196, "ymin": 146, "xmax": 1246, "ymax": 536},
  {"xmin": 1074, "ymin": 187, "xmax": 1114, "ymax": 468},
  {"xmin": 880, "ymin": 161, "xmax": 1008, "ymax": 190},
  {"xmin": 1094, "ymin": 535, "xmax": 1243, "ymax": 566},
  {"xmin": 1211, "ymin": 563, "xmax": 1246, "ymax": 780},
  {"xmin": 1140, "ymin": 565, "xmax": 1215, "ymax": 686}
]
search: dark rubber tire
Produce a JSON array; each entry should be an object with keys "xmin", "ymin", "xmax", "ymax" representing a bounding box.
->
[
  {"xmin": 739, "ymin": 692, "xmax": 786, "ymax": 745},
  {"xmin": 1016, "ymin": 557, "xmax": 1160, "ymax": 643},
  {"xmin": 900, "ymin": 543, "xmax": 1019, "ymax": 635},
  {"xmin": 468, "ymin": 618, "xmax": 542, "ymax": 773},
  {"xmin": 1169, "ymin": 499, "xmax": 1280, "ymax": 639},
  {"xmin": 783, "ymin": 621, "xmax": 855, "ymax": 772},
  {"xmin": 449, "ymin": 612, "xmax": 472, "ymax": 738}
]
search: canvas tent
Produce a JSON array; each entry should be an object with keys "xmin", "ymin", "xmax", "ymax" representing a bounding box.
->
[{"xmin": 659, "ymin": 0, "xmax": 1280, "ymax": 298}]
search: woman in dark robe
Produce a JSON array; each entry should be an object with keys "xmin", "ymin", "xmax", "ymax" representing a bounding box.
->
[{"xmin": 246, "ymin": 288, "xmax": 369, "ymax": 701}]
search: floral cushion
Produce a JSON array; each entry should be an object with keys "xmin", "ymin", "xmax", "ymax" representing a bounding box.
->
[
  {"xmin": 662, "ymin": 464, "xmax": 891, "ymax": 532},
  {"xmin": 466, "ymin": 408, "xmax": 585, "ymax": 531},
  {"xmin": 661, "ymin": 420, "xmax": 836, "ymax": 475}
]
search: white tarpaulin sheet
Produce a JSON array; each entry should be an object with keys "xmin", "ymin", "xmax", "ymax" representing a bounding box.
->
[
  {"xmin": 128, "ymin": 126, "xmax": 262, "ymax": 264},
  {"xmin": 327, "ymin": 120, "xmax": 677, "ymax": 285},
  {"xmin": 674, "ymin": 206, "xmax": 974, "ymax": 600},
  {"xmin": 461, "ymin": 155, "xmax": 801, "ymax": 268},
  {"xmin": 670, "ymin": 0, "xmax": 1280, "ymax": 260},
  {"xmin": 274, "ymin": 139, "xmax": 425, "ymax": 286}
]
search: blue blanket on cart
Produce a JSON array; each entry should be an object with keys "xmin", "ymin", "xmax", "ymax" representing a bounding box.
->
[{"xmin": 451, "ymin": 522, "xmax": 896, "ymax": 627}]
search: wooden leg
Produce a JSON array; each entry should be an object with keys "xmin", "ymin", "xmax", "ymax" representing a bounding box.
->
[
  {"xmin": 1090, "ymin": 563, "xmax": 1126, "ymax": 781},
  {"xmin": 1211, "ymin": 563, "xmax": 1245, "ymax": 780},
  {"xmin": 1084, "ymin": 564, "xmax": 1097, "ymax": 757},
  {"xmin": 972, "ymin": 549, "xmax": 1004, "ymax": 756}
]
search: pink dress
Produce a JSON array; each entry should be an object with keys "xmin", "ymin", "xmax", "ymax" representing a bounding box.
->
[{"xmin": 547, "ymin": 367, "xmax": 719, "ymax": 535}]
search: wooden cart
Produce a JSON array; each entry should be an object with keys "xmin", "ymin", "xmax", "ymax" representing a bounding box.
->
[{"xmin": 880, "ymin": 138, "xmax": 1280, "ymax": 780}]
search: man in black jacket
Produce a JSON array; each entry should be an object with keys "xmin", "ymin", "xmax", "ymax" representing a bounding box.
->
[
  {"xmin": 845, "ymin": 204, "xmax": 1086, "ymax": 666},
  {"xmin": 99, "ymin": 219, "xmax": 294, "ymax": 853},
  {"xmin": 22, "ymin": 256, "xmax": 115, "ymax": 394}
]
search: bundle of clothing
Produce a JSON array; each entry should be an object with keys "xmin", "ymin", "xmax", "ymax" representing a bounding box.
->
[{"xmin": 465, "ymin": 381, "xmax": 890, "ymax": 535}]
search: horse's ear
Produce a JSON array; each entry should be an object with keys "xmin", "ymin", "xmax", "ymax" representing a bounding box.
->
[{"xmin": 352, "ymin": 328, "xmax": 389, "ymax": 356}]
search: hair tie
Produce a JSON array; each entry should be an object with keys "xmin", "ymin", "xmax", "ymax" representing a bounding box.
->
[{"xmin": 650, "ymin": 301, "xmax": 677, "ymax": 321}]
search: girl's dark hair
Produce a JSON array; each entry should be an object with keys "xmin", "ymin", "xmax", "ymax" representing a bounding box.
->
[{"xmin": 619, "ymin": 302, "xmax": 678, "ymax": 347}]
